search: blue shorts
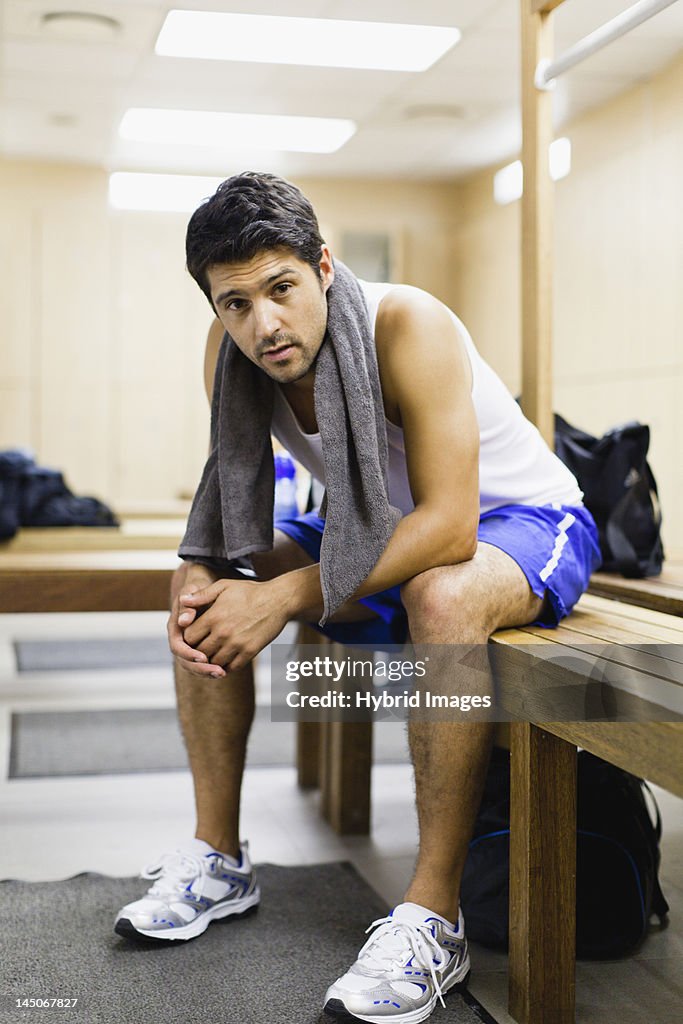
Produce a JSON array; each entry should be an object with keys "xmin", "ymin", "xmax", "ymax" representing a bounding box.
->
[{"xmin": 275, "ymin": 504, "xmax": 602, "ymax": 647}]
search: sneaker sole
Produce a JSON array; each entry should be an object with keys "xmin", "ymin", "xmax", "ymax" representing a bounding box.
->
[
  {"xmin": 324, "ymin": 958, "xmax": 471, "ymax": 1024},
  {"xmin": 114, "ymin": 886, "xmax": 261, "ymax": 943}
]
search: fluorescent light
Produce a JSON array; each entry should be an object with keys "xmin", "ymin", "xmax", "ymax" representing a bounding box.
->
[
  {"xmin": 108, "ymin": 172, "xmax": 225, "ymax": 213},
  {"xmin": 119, "ymin": 108, "xmax": 356, "ymax": 154},
  {"xmin": 494, "ymin": 160, "xmax": 523, "ymax": 206},
  {"xmin": 493, "ymin": 138, "xmax": 572, "ymax": 205},
  {"xmin": 549, "ymin": 136, "xmax": 571, "ymax": 181},
  {"xmin": 155, "ymin": 10, "xmax": 460, "ymax": 72}
]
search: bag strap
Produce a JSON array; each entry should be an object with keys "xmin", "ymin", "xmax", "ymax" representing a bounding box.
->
[
  {"xmin": 640, "ymin": 781, "xmax": 670, "ymax": 923},
  {"xmin": 641, "ymin": 780, "xmax": 663, "ymax": 842},
  {"xmin": 605, "ymin": 483, "xmax": 663, "ymax": 578},
  {"xmin": 651, "ymin": 875, "xmax": 670, "ymax": 922},
  {"xmin": 554, "ymin": 413, "xmax": 598, "ymax": 449},
  {"xmin": 605, "ymin": 490, "xmax": 642, "ymax": 577}
]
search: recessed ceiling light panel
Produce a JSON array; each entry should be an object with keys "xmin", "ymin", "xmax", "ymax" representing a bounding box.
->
[
  {"xmin": 118, "ymin": 108, "xmax": 356, "ymax": 154},
  {"xmin": 155, "ymin": 10, "xmax": 461, "ymax": 72}
]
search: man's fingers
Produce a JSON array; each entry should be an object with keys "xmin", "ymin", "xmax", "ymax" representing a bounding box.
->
[
  {"xmin": 180, "ymin": 582, "xmax": 224, "ymax": 607},
  {"xmin": 168, "ymin": 629, "xmax": 207, "ymax": 664},
  {"xmin": 168, "ymin": 621, "xmax": 224, "ymax": 676},
  {"xmin": 177, "ymin": 607, "xmax": 197, "ymax": 627},
  {"xmin": 167, "ymin": 611, "xmax": 207, "ymax": 663},
  {"xmin": 183, "ymin": 613, "xmax": 214, "ymax": 649},
  {"xmin": 176, "ymin": 656, "xmax": 226, "ymax": 679},
  {"xmin": 168, "ymin": 594, "xmax": 225, "ymax": 678}
]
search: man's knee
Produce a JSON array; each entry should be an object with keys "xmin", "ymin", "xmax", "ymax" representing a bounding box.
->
[{"xmin": 400, "ymin": 566, "xmax": 473, "ymax": 635}]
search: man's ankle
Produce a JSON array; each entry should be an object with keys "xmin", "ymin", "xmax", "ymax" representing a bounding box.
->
[
  {"xmin": 402, "ymin": 887, "xmax": 459, "ymax": 927},
  {"xmin": 195, "ymin": 832, "xmax": 240, "ymax": 860}
]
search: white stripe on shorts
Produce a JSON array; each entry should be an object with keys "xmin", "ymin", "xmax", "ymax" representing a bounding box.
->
[{"xmin": 539, "ymin": 511, "xmax": 577, "ymax": 583}]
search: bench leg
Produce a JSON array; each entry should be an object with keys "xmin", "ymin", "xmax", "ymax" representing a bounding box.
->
[
  {"xmin": 296, "ymin": 721, "xmax": 321, "ymax": 788},
  {"xmin": 295, "ymin": 625, "xmax": 326, "ymax": 789},
  {"xmin": 294, "ymin": 631, "xmax": 373, "ymax": 832},
  {"xmin": 509, "ymin": 722, "xmax": 577, "ymax": 1024},
  {"xmin": 319, "ymin": 718, "xmax": 372, "ymax": 834}
]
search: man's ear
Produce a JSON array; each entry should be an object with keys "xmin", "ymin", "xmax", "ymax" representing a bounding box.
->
[{"xmin": 319, "ymin": 244, "xmax": 335, "ymax": 293}]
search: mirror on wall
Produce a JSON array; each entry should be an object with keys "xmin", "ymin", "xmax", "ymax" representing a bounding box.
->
[{"xmin": 339, "ymin": 230, "xmax": 394, "ymax": 282}]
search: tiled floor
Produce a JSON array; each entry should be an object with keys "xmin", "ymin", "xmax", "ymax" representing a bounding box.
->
[{"xmin": 1, "ymin": 611, "xmax": 682, "ymax": 1024}]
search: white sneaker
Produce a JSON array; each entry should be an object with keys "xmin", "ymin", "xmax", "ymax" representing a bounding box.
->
[
  {"xmin": 324, "ymin": 902, "xmax": 470, "ymax": 1023},
  {"xmin": 114, "ymin": 838, "xmax": 260, "ymax": 942}
]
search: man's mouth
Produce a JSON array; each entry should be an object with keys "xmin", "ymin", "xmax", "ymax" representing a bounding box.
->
[{"xmin": 262, "ymin": 343, "xmax": 296, "ymax": 363}]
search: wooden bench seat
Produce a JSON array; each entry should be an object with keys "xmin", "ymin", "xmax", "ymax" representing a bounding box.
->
[
  {"xmin": 0, "ymin": 519, "xmax": 186, "ymax": 553},
  {"xmin": 0, "ymin": 549, "xmax": 179, "ymax": 613},
  {"xmin": 0, "ymin": 517, "xmax": 186, "ymax": 611},
  {"xmin": 297, "ymin": 593, "xmax": 683, "ymax": 1024},
  {"xmin": 588, "ymin": 557, "xmax": 683, "ymax": 617}
]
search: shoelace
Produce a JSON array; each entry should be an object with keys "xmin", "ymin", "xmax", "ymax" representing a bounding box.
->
[
  {"xmin": 358, "ymin": 916, "xmax": 449, "ymax": 1009},
  {"xmin": 141, "ymin": 851, "xmax": 207, "ymax": 900}
]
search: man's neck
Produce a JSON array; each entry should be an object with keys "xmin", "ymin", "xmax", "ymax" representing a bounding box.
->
[{"xmin": 279, "ymin": 370, "xmax": 318, "ymax": 435}]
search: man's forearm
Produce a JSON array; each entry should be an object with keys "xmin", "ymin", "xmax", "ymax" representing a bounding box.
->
[{"xmin": 274, "ymin": 505, "xmax": 477, "ymax": 621}]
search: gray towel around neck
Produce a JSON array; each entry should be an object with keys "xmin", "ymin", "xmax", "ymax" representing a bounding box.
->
[{"xmin": 179, "ymin": 259, "xmax": 402, "ymax": 624}]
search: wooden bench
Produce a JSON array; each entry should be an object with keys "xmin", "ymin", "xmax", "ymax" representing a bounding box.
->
[
  {"xmin": 2, "ymin": 548, "xmax": 682, "ymax": 1024},
  {"xmin": 0, "ymin": 519, "xmax": 183, "ymax": 611},
  {"xmin": 588, "ymin": 558, "xmax": 683, "ymax": 617},
  {"xmin": 494, "ymin": 593, "xmax": 683, "ymax": 1024},
  {"xmin": 0, "ymin": 520, "xmax": 185, "ymax": 553},
  {"xmin": 296, "ymin": 594, "xmax": 683, "ymax": 1024},
  {"xmin": 0, "ymin": 549, "xmax": 179, "ymax": 613}
]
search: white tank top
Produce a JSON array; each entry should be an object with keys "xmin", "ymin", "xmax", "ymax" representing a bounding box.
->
[{"xmin": 271, "ymin": 280, "xmax": 582, "ymax": 514}]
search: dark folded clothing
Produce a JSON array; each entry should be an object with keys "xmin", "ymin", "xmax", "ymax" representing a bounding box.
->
[{"xmin": 0, "ymin": 448, "xmax": 118, "ymax": 540}]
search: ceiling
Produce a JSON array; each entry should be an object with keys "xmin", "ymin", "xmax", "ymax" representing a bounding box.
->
[{"xmin": 2, "ymin": 0, "xmax": 683, "ymax": 180}]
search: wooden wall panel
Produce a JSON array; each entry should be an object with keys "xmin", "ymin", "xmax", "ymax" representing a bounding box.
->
[
  {"xmin": 38, "ymin": 196, "xmax": 112, "ymax": 497},
  {"xmin": 0, "ymin": 387, "xmax": 34, "ymax": 448},
  {"xmin": 110, "ymin": 212, "xmax": 210, "ymax": 502},
  {"xmin": 0, "ymin": 209, "xmax": 37, "ymax": 449},
  {"xmin": 0, "ymin": 210, "xmax": 34, "ymax": 384}
]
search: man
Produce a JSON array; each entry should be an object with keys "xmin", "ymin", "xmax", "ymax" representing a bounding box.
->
[{"xmin": 115, "ymin": 172, "xmax": 600, "ymax": 1023}]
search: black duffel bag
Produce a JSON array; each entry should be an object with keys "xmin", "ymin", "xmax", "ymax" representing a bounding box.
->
[
  {"xmin": 554, "ymin": 414, "xmax": 664, "ymax": 577},
  {"xmin": 461, "ymin": 747, "xmax": 669, "ymax": 959}
]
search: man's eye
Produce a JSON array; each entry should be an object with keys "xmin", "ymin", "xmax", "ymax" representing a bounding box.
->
[
  {"xmin": 227, "ymin": 299, "xmax": 246, "ymax": 311},
  {"xmin": 274, "ymin": 282, "xmax": 292, "ymax": 295}
]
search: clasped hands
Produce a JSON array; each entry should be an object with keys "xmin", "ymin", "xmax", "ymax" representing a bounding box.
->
[{"xmin": 168, "ymin": 570, "xmax": 291, "ymax": 678}]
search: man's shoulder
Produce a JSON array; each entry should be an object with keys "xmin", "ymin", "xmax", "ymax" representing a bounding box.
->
[
  {"xmin": 372, "ymin": 285, "xmax": 472, "ymax": 418},
  {"xmin": 374, "ymin": 285, "xmax": 464, "ymax": 363},
  {"xmin": 374, "ymin": 283, "xmax": 445, "ymax": 326}
]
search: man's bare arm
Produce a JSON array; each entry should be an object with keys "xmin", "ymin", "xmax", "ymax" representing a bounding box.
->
[
  {"xmin": 204, "ymin": 317, "xmax": 225, "ymax": 401},
  {"xmin": 167, "ymin": 318, "xmax": 229, "ymax": 678}
]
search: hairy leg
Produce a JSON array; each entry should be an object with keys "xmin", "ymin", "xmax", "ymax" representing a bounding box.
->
[
  {"xmin": 401, "ymin": 543, "xmax": 543, "ymax": 922},
  {"xmin": 174, "ymin": 531, "xmax": 379, "ymax": 856},
  {"xmin": 171, "ymin": 564, "xmax": 254, "ymax": 857}
]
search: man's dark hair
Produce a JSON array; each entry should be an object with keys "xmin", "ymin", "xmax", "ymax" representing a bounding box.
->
[{"xmin": 186, "ymin": 171, "xmax": 325, "ymax": 307}]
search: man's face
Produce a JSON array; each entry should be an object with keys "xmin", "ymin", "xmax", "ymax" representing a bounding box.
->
[{"xmin": 207, "ymin": 246, "xmax": 334, "ymax": 385}]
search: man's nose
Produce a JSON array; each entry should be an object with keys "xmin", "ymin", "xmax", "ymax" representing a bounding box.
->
[{"xmin": 253, "ymin": 300, "xmax": 281, "ymax": 340}]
